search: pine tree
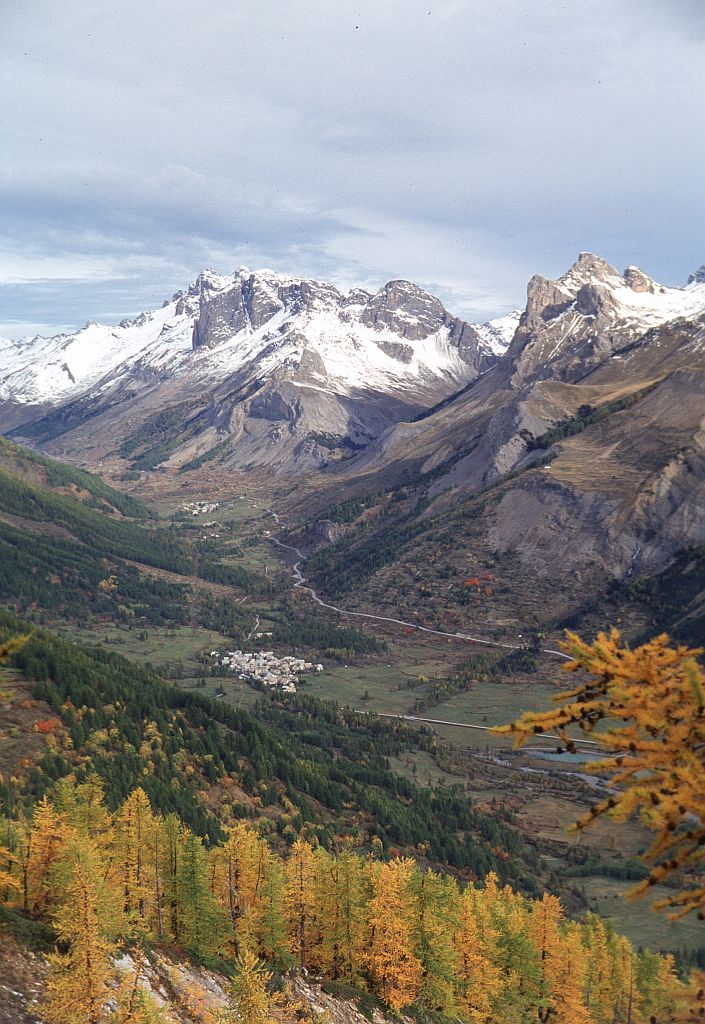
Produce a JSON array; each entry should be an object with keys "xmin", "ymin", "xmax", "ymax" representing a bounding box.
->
[
  {"xmin": 43, "ymin": 835, "xmax": 119, "ymax": 1024},
  {"xmin": 365, "ymin": 858, "xmax": 422, "ymax": 1011}
]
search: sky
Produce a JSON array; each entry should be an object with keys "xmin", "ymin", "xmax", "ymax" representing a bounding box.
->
[{"xmin": 1, "ymin": 0, "xmax": 704, "ymax": 338}]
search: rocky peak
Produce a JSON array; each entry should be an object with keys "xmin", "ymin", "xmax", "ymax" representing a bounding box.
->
[
  {"xmin": 687, "ymin": 265, "xmax": 705, "ymax": 286},
  {"xmin": 360, "ymin": 279, "xmax": 450, "ymax": 340},
  {"xmin": 507, "ymin": 253, "xmax": 705, "ymax": 388},
  {"xmin": 623, "ymin": 265, "xmax": 659, "ymax": 293}
]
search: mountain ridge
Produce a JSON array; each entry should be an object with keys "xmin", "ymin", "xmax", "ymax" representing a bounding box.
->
[{"xmin": 1, "ymin": 267, "xmax": 520, "ymax": 471}]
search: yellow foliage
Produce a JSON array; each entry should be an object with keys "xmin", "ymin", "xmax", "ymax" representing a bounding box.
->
[
  {"xmin": 495, "ymin": 630, "xmax": 705, "ymax": 917},
  {"xmin": 43, "ymin": 836, "xmax": 119, "ymax": 1024},
  {"xmin": 0, "ymin": 843, "xmax": 20, "ymax": 899},
  {"xmin": 365, "ymin": 858, "xmax": 422, "ymax": 1011}
]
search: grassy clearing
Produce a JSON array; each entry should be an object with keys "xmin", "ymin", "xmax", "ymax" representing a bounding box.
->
[
  {"xmin": 51, "ymin": 621, "xmax": 227, "ymax": 669},
  {"xmin": 579, "ymin": 877, "xmax": 705, "ymax": 951}
]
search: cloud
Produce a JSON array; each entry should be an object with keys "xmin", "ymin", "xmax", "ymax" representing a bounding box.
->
[{"xmin": 0, "ymin": 0, "xmax": 702, "ymax": 335}]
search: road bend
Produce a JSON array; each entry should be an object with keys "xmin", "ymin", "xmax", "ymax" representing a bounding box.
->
[{"xmin": 270, "ymin": 536, "xmax": 572, "ymax": 662}]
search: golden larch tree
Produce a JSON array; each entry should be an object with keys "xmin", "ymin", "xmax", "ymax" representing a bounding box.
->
[
  {"xmin": 283, "ymin": 837, "xmax": 320, "ymax": 972},
  {"xmin": 454, "ymin": 885, "xmax": 503, "ymax": 1024},
  {"xmin": 365, "ymin": 858, "xmax": 422, "ymax": 1011},
  {"xmin": 43, "ymin": 834, "xmax": 120, "ymax": 1024},
  {"xmin": 495, "ymin": 631, "xmax": 705, "ymax": 918}
]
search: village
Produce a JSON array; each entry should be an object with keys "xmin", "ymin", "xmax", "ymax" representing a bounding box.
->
[
  {"xmin": 211, "ymin": 648, "xmax": 324, "ymax": 693},
  {"xmin": 181, "ymin": 500, "xmax": 221, "ymax": 516}
]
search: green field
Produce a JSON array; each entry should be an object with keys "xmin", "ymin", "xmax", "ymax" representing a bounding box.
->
[
  {"xmin": 52, "ymin": 621, "xmax": 227, "ymax": 669},
  {"xmin": 580, "ymin": 877, "xmax": 705, "ymax": 952}
]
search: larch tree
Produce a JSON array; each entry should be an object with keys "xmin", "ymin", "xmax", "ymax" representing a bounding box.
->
[
  {"xmin": 408, "ymin": 867, "xmax": 459, "ymax": 1014},
  {"xmin": 316, "ymin": 843, "xmax": 366, "ymax": 983},
  {"xmin": 43, "ymin": 834, "xmax": 120, "ymax": 1024},
  {"xmin": 110, "ymin": 949, "xmax": 162, "ymax": 1024},
  {"xmin": 481, "ymin": 874, "xmax": 542, "ymax": 1022},
  {"xmin": 210, "ymin": 822, "xmax": 268, "ymax": 956},
  {"xmin": 582, "ymin": 913, "xmax": 619, "ymax": 1023},
  {"xmin": 222, "ymin": 949, "xmax": 283, "ymax": 1024},
  {"xmin": 257, "ymin": 855, "xmax": 291, "ymax": 970},
  {"xmin": 175, "ymin": 830, "xmax": 226, "ymax": 958},
  {"xmin": 0, "ymin": 843, "xmax": 19, "ymax": 901},
  {"xmin": 529, "ymin": 893, "xmax": 592, "ymax": 1024},
  {"xmin": 365, "ymin": 858, "xmax": 422, "ymax": 1012},
  {"xmin": 52, "ymin": 776, "xmax": 113, "ymax": 850},
  {"xmin": 25, "ymin": 795, "xmax": 71, "ymax": 918},
  {"xmin": 495, "ymin": 631, "xmax": 705, "ymax": 918},
  {"xmin": 114, "ymin": 788, "xmax": 157, "ymax": 936},
  {"xmin": 454, "ymin": 885, "xmax": 503, "ymax": 1024},
  {"xmin": 283, "ymin": 837, "xmax": 319, "ymax": 972}
]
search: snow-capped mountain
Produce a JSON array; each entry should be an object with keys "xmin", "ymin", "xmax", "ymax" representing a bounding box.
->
[
  {"xmin": 0, "ymin": 269, "xmax": 517, "ymax": 469},
  {"xmin": 508, "ymin": 253, "xmax": 705, "ymax": 386},
  {"xmin": 3, "ymin": 255, "xmax": 702, "ymax": 478},
  {"xmin": 0, "ymin": 269, "xmax": 515, "ymax": 410},
  {"xmin": 320, "ymin": 253, "xmax": 705, "ymax": 589}
]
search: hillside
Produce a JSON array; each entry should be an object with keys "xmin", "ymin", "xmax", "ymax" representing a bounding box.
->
[
  {"xmin": 286, "ymin": 256, "xmax": 705, "ymax": 637},
  {"xmin": 0, "ymin": 438, "xmax": 193, "ymax": 626},
  {"xmin": 0, "ymin": 607, "xmax": 535, "ymax": 885},
  {"xmin": 0, "ymin": 777, "xmax": 688, "ymax": 1023}
]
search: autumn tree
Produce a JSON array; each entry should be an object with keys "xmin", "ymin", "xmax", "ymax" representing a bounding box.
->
[
  {"xmin": 222, "ymin": 949, "xmax": 283, "ymax": 1024},
  {"xmin": 408, "ymin": 867, "xmax": 458, "ymax": 1013},
  {"xmin": 480, "ymin": 873, "xmax": 542, "ymax": 1022},
  {"xmin": 454, "ymin": 884, "xmax": 503, "ymax": 1024},
  {"xmin": 110, "ymin": 949, "xmax": 162, "ymax": 1024},
  {"xmin": 25, "ymin": 795, "xmax": 70, "ymax": 918},
  {"xmin": 257, "ymin": 855, "xmax": 291, "ymax": 970},
  {"xmin": 211, "ymin": 822, "xmax": 268, "ymax": 956},
  {"xmin": 114, "ymin": 788, "xmax": 157, "ymax": 936},
  {"xmin": 0, "ymin": 843, "xmax": 19, "ymax": 901},
  {"xmin": 283, "ymin": 837, "xmax": 319, "ymax": 972},
  {"xmin": 529, "ymin": 893, "xmax": 591, "ymax": 1024},
  {"xmin": 316, "ymin": 843, "xmax": 366, "ymax": 983},
  {"xmin": 43, "ymin": 835, "xmax": 120, "ymax": 1024},
  {"xmin": 365, "ymin": 858, "xmax": 422, "ymax": 1011},
  {"xmin": 495, "ymin": 631, "xmax": 705, "ymax": 918}
]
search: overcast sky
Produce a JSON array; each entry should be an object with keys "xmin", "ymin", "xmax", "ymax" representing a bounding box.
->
[{"xmin": 1, "ymin": 0, "xmax": 703, "ymax": 337}]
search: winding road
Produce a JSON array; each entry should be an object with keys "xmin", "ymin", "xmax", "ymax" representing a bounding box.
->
[{"xmin": 269, "ymin": 535, "xmax": 572, "ymax": 662}]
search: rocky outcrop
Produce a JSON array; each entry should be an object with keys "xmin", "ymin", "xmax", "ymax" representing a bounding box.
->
[{"xmin": 0, "ymin": 935, "xmax": 403, "ymax": 1024}]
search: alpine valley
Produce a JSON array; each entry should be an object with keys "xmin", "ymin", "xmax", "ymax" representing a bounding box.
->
[{"xmin": 1, "ymin": 253, "xmax": 704, "ymax": 1023}]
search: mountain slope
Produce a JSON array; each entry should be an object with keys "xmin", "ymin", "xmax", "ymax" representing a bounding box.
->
[
  {"xmin": 2, "ymin": 269, "xmax": 518, "ymax": 471},
  {"xmin": 297, "ymin": 256, "xmax": 705, "ymax": 628}
]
